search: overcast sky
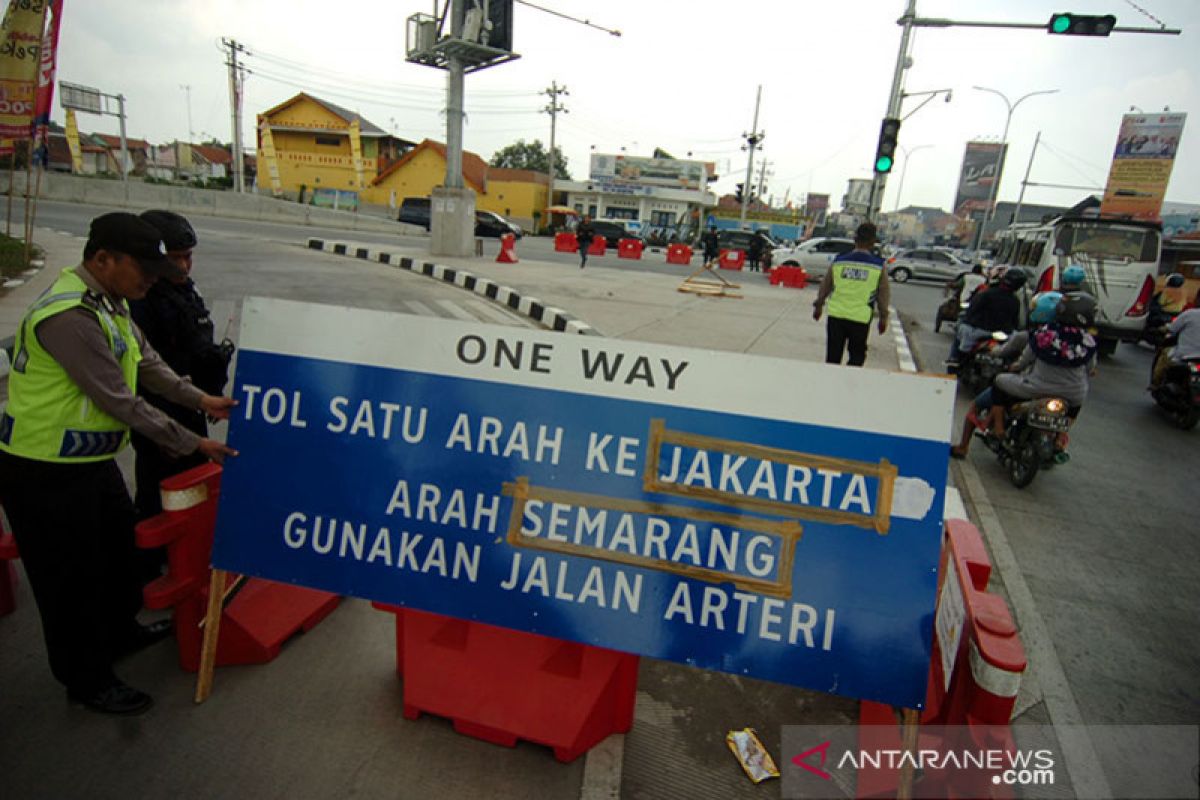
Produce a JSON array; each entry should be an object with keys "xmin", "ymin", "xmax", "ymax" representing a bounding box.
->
[{"xmin": 52, "ymin": 0, "xmax": 1199, "ymax": 213}]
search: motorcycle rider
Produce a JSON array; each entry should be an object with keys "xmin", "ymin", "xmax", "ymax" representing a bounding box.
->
[
  {"xmin": 1150, "ymin": 301, "xmax": 1200, "ymax": 385},
  {"xmin": 946, "ymin": 267, "xmax": 1026, "ymax": 371},
  {"xmin": 951, "ymin": 291, "xmax": 1096, "ymax": 458},
  {"xmin": 1148, "ymin": 273, "xmax": 1187, "ymax": 332}
]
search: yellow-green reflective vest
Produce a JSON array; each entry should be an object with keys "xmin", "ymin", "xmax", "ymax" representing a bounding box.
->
[
  {"xmin": 827, "ymin": 256, "xmax": 883, "ymax": 324},
  {"xmin": 0, "ymin": 268, "xmax": 141, "ymax": 462}
]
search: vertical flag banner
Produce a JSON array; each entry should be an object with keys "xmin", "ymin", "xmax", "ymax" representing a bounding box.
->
[
  {"xmin": 1100, "ymin": 112, "xmax": 1188, "ymax": 221},
  {"xmin": 31, "ymin": 0, "xmax": 62, "ymax": 158},
  {"xmin": 64, "ymin": 107, "xmax": 82, "ymax": 173},
  {"xmin": 0, "ymin": 0, "xmax": 49, "ymax": 139},
  {"xmin": 258, "ymin": 119, "xmax": 283, "ymax": 197},
  {"xmin": 349, "ymin": 117, "xmax": 364, "ymax": 190}
]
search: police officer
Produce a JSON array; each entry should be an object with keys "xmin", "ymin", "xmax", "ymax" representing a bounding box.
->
[
  {"xmin": 130, "ymin": 210, "xmax": 234, "ymax": 523},
  {"xmin": 812, "ymin": 222, "xmax": 890, "ymax": 366},
  {"xmin": 0, "ymin": 212, "xmax": 237, "ymax": 715}
]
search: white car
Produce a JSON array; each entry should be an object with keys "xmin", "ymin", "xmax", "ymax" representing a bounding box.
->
[{"xmin": 770, "ymin": 237, "xmax": 856, "ymax": 279}]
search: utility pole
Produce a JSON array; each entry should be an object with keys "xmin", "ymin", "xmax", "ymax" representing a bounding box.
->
[
  {"xmin": 115, "ymin": 94, "xmax": 129, "ymax": 184},
  {"xmin": 1012, "ymin": 130, "xmax": 1041, "ymax": 226},
  {"xmin": 740, "ymin": 85, "xmax": 764, "ymax": 228},
  {"xmin": 223, "ymin": 38, "xmax": 247, "ymax": 193},
  {"xmin": 542, "ymin": 81, "xmax": 568, "ymax": 206},
  {"xmin": 755, "ymin": 159, "xmax": 772, "ymax": 207},
  {"xmin": 180, "ymin": 84, "xmax": 194, "ymax": 143}
]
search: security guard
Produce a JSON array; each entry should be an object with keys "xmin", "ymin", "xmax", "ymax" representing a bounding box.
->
[
  {"xmin": 812, "ymin": 222, "xmax": 890, "ymax": 366},
  {"xmin": 0, "ymin": 212, "xmax": 237, "ymax": 715},
  {"xmin": 130, "ymin": 210, "xmax": 234, "ymax": 523}
]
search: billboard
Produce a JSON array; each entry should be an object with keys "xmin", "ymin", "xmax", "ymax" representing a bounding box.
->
[
  {"xmin": 805, "ymin": 193, "xmax": 830, "ymax": 226},
  {"xmin": 590, "ymin": 153, "xmax": 706, "ymax": 189},
  {"xmin": 1100, "ymin": 112, "xmax": 1187, "ymax": 221},
  {"xmin": 59, "ymin": 81, "xmax": 103, "ymax": 114},
  {"xmin": 952, "ymin": 141, "xmax": 1008, "ymax": 219},
  {"xmin": 843, "ymin": 179, "xmax": 872, "ymax": 215},
  {"xmin": 213, "ymin": 298, "xmax": 955, "ymax": 709}
]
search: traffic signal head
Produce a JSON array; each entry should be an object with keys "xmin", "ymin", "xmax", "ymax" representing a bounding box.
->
[
  {"xmin": 1047, "ymin": 13, "xmax": 1116, "ymax": 36},
  {"xmin": 735, "ymin": 183, "xmax": 745, "ymax": 203},
  {"xmin": 874, "ymin": 117, "xmax": 901, "ymax": 174}
]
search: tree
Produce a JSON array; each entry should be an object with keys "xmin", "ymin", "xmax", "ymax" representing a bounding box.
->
[{"xmin": 490, "ymin": 138, "xmax": 570, "ymax": 179}]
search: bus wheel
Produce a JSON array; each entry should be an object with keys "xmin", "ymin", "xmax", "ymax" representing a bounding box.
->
[{"xmin": 1097, "ymin": 338, "xmax": 1119, "ymax": 357}]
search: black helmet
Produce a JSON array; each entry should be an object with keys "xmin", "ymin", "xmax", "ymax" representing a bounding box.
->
[
  {"xmin": 1057, "ymin": 291, "xmax": 1098, "ymax": 327},
  {"xmin": 1000, "ymin": 268, "xmax": 1028, "ymax": 290},
  {"xmin": 1166, "ymin": 273, "xmax": 1185, "ymax": 289},
  {"xmin": 140, "ymin": 209, "xmax": 197, "ymax": 251}
]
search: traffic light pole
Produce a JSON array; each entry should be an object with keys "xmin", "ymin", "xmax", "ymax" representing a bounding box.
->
[
  {"xmin": 868, "ymin": 1, "xmax": 1180, "ymax": 225},
  {"xmin": 868, "ymin": 0, "xmax": 917, "ymax": 223},
  {"xmin": 740, "ymin": 85, "xmax": 763, "ymax": 228}
]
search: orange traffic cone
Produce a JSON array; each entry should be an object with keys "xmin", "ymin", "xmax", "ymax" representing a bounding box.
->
[{"xmin": 496, "ymin": 233, "xmax": 519, "ymax": 263}]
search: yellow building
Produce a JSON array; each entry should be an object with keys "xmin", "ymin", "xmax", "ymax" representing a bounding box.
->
[
  {"xmin": 256, "ymin": 93, "xmax": 414, "ymax": 198},
  {"xmin": 364, "ymin": 139, "xmax": 549, "ymax": 230}
]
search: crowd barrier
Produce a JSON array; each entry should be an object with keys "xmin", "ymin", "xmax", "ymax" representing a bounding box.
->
[
  {"xmin": 718, "ymin": 249, "xmax": 746, "ymax": 270},
  {"xmin": 554, "ymin": 232, "xmax": 577, "ymax": 252},
  {"xmin": 769, "ymin": 265, "xmax": 809, "ymax": 288},
  {"xmin": 666, "ymin": 243, "xmax": 693, "ymax": 265},
  {"xmin": 856, "ymin": 517, "xmax": 1027, "ymax": 799},
  {"xmin": 618, "ymin": 238, "xmax": 644, "ymax": 260},
  {"xmin": 373, "ymin": 604, "xmax": 639, "ymax": 763},
  {"xmin": 135, "ymin": 463, "xmax": 340, "ymax": 672},
  {"xmin": 0, "ymin": 515, "xmax": 17, "ymax": 617}
]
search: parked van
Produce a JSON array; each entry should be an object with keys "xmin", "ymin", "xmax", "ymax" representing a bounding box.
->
[
  {"xmin": 398, "ymin": 197, "xmax": 522, "ymax": 239},
  {"xmin": 398, "ymin": 196, "xmax": 431, "ymax": 229}
]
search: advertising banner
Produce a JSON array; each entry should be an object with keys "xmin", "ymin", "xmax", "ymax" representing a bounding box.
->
[
  {"xmin": 1100, "ymin": 112, "xmax": 1187, "ymax": 221},
  {"xmin": 952, "ymin": 141, "xmax": 1007, "ymax": 219},
  {"xmin": 590, "ymin": 153, "xmax": 706, "ymax": 189},
  {"xmin": 0, "ymin": 0, "xmax": 48, "ymax": 139},
  {"xmin": 213, "ymin": 298, "xmax": 955, "ymax": 709},
  {"xmin": 844, "ymin": 180, "xmax": 872, "ymax": 215}
]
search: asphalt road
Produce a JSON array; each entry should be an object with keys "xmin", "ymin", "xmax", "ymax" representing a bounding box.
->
[{"xmin": 892, "ymin": 279, "xmax": 1200, "ymax": 733}]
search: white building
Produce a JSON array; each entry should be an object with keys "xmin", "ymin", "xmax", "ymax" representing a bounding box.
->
[{"xmin": 559, "ymin": 153, "xmax": 717, "ymax": 238}]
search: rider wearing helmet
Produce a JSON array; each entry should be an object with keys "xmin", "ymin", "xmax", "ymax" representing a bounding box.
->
[
  {"xmin": 951, "ymin": 290, "xmax": 1097, "ymax": 458},
  {"xmin": 1058, "ymin": 263, "xmax": 1099, "ymax": 328},
  {"xmin": 129, "ymin": 211, "xmax": 235, "ymax": 530},
  {"xmin": 947, "ymin": 266, "xmax": 1027, "ymax": 369}
]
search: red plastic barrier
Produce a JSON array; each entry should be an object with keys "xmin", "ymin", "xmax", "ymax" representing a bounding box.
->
[
  {"xmin": 374, "ymin": 605, "xmax": 639, "ymax": 763},
  {"xmin": 666, "ymin": 243, "xmax": 693, "ymax": 265},
  {"xmin": 718, "ymin": 249, "xmax": 745, "ymax": 270},
  {"xmin": 769, "ymin": 265, "xmax": 809, "ymax": 288},
  {"xmin": 589, "ymin": 237, "xmax": 607, "ymax": 256},
  {"xmin": 855, "ymin": 518, "xmax": 1027, "ymax": 799},
  {"xmin": 0, "ymin": 515, "xmax": 18, "ymax": 617},
  {"xmin": 617, "ymin": 238, "xmax": 643, "ymax": 260},
  {"xmin": 554, "ymin": 232, "xmax": 577, "ymax": 252},
  {"xmin": 136, "ymin": 463, "xmax": 340, "ymax": 672},
  {"xmin": 496, "ymin": 232, "xmax": 519, "ymax": 263}
]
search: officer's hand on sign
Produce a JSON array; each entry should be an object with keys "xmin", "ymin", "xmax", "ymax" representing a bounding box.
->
[
  {"xmin": 197, "ymin": 437, "xmax": 238, "ymax": 464},
  {"xmin": 200, "ymin": 394, "xmax": 237, "ymax": 420}
]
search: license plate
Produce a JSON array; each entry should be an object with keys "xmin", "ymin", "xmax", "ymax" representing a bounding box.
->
[{"xmin": 1028, "ymin": 412, "xmax": 1068, "ymax": 431}]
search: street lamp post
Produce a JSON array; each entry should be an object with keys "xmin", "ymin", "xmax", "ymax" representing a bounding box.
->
[
  {"xmin": 972, "ymin": 85, "xmax": 1058, "ymax": 248},
  {"xmin": 893, "ymin": 144, "xmax": 933, "ymax": 212}
]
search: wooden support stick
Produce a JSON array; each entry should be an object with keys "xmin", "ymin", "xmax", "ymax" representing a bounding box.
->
[
  {"xmin": 193, "ymin": 568, "xmax": 227, "ymax": 704},
  {"xmin": 197, "ymin": 574, "xmax": 247, "ymax": 629},
  {"xmin": 897, "ymin": 707, "xmax": 920, "ymax": 800}
]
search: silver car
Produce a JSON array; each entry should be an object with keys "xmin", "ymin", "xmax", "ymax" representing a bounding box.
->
[
  {"xmin": 887, "ymin": 247, "xmax": 969, "ymax": 283},
  {"xmin": 771, "ymin": 237, "xmax": 855, "ymax": 280}
]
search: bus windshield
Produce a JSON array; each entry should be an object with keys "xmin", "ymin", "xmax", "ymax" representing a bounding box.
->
[{"xmin": 1055, "ymin": 224, "xmax": 1159, "ymax": 262}]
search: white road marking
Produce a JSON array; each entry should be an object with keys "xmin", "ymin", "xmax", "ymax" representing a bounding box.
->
[{"xmin": 889, "ymin": 306, "xmax": 918, "ymax": 373}]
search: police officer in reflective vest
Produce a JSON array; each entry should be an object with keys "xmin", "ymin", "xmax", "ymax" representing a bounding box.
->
[
  {"xmin": 0, "ymin": 212, "xmax": 237, "ymax": 715},
  {"xmin": 812, "ymin": 222, "xmax": 890, "ymax": 367}
]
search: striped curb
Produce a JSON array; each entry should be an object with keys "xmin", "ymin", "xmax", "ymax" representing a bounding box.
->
[
  {"xmin": 889, "ymin": 305, "xmax": 918, "ymax": 373},
  {"xmin": 307, "ymin": 238, "xmax": 599, "ymax": 336}
]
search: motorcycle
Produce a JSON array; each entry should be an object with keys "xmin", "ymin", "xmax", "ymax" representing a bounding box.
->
[
  {"xmin": 934, "ymin": 273, "xmax": 987, "ymax": 333},
  {"xmin": 965, "ymin": 396, "xmax": 1072, "ymax": 488},
  {"xmin": 956, "ymin": 331, "xmax": 1010, "ymax": 395},
  {"xmin": 1149, "ymin": 334, "xmax": 1200, "ymax": 430}
]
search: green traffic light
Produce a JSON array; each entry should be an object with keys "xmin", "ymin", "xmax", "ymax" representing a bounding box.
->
[
  {"xmin": 1051, "ymin": 14, "xmax": 1071, "ymax": 33},
  {"xmin": 875, "ymin": 156, "xmax": 893, "ymax": 173}
]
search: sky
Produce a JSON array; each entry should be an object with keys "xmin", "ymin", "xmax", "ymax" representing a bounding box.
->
[{"xmin": 49, "ymin": 0, "xmax": 1200, "ymax": 214}]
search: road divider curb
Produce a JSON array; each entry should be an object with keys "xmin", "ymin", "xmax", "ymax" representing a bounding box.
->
[{"xmin": 306, "ymin": 238, "xmax": 600, "ymax": 336}]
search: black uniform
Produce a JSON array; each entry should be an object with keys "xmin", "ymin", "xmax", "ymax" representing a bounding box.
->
[
  {"xmin": 702, "ymin": 229, "xmax": 720, "ymax": 265},
  {"xmin": 129, "ymin": 279, "xmax": 232, "ymax": 520}
]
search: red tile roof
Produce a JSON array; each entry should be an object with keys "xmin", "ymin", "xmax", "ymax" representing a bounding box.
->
[
  {"xmin": 372, "ymin": 138, "xmax": 488, "ymax": 193},
  {"xmin": 91, "ymin": 133, "xmax": 150, "ymax": 151}
]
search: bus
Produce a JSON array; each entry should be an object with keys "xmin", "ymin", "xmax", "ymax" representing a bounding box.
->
[{"xmin": 990, "ymin": 215, "xmax": 1162, "ymax": 355}]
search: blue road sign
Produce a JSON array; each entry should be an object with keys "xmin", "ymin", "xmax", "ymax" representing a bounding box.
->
[{"xmin": 213, "ymin": 298, "xmax": 955, "ymax": 709}]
